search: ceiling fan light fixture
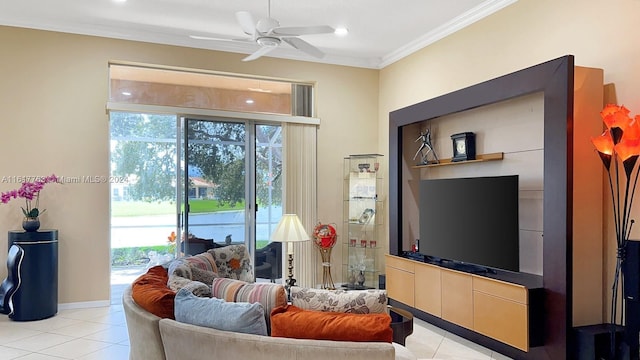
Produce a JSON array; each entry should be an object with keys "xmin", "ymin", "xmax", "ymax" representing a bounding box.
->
[
  {"xmin": 257, "ymin": 36, "xmax": 281, "ymax": 47},
  {"xmin": 256, "ymin": 18, "xmax": 280, "ymax": 34},
  {"xmin": 334, "ymin": 27, "xmax": 349, "ymax": 36}
]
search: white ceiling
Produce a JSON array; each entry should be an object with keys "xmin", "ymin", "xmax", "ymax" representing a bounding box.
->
[{"xmin": 0, "ymin": 0, "xmax": 516, "ymax": 69}]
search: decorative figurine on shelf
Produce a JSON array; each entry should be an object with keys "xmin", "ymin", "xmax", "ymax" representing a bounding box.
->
[
  {"xmin": 356, "ymin": 270, "xmax": 366, "ymax": 287},
  {"xmin": 347, "ymin": 267, "xmax": 356, "ymax": 287},
  {"xmin": 413, "ymin": 129, "xmax": 439, "ymax": 165},
  {"xmin": 312, "ymin": 222, "xmax": 337, "ymax": 290}
]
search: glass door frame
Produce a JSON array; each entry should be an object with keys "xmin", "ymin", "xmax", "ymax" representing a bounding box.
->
[{"xmin": 177, "ymin": 116, "xmax": 260, "ymax": 264}]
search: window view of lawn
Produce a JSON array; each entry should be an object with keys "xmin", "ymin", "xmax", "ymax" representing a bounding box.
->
[
  {"xmin": 110, "ymin": 113, "xmax": 282, "ymax": 274},
  {"xmin": 111, "ymin": 199, "xmax": 248, "ymax": 266},
  {"xmin": 111, "ymin": 199, "xmax": 245, "ymax": 217}
]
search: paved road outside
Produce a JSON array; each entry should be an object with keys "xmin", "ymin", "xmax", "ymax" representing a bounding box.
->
[{"xmin": 111, "ymin": 207, "xmax": 282, "ymax": 248}]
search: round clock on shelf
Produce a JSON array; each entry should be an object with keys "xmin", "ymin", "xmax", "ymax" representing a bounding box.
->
[{"xmin": 451, "ymin": 132, "xmax": 476, "ymax": 162}]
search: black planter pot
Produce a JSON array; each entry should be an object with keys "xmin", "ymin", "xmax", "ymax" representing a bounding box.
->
[{"xmin": 22, "ymin": 217, "xmax": 40, "ymax": 232}]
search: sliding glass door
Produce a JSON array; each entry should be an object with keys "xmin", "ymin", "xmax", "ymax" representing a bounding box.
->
[
  {"xmin": 110, "ymin": 113, "xmax": 283, "ymax": 287},
  {"xmin": 181, "ymin": 119, "xmax": 248, "ymax": 254},
  {"xmin": 180, "ymin": 118, "xmax": 283, "ymax": 281}
]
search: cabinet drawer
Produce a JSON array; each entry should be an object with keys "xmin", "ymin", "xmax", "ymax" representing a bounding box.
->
[
  {"xmin": 473, "ymin": 276, "xmax": 527, "ymax": 304},
  {"xmin": 474, "ymin": 291, "xmax": 528, "ymax": 351},
  {"xmin": 385, "ymin": 255, "xmax": 415, "ymax": 273},
  {"xmin": 385, "ymin": 265, "xmax": 415, "ymax": 307}
]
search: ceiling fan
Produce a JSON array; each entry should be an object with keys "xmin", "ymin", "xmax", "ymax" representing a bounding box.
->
[{"xmin": 191, "ymin": 0, "xmax": 335, "ymax": 61}]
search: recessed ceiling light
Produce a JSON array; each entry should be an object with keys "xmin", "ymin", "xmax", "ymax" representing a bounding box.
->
[
  {"xmin": 121, "ymin": 91, "xmax": 131, "ymax": 96},
  {"xmin": 113, "ymin": 0, "xmax": 127, "ymax": 3},
  {"xmin": 246, "ymin": 99, "xmax": 254, "ymax": 104},
  {"xmin": 334, "ymin": 27, "xmax": 349, "ymax": 36}
]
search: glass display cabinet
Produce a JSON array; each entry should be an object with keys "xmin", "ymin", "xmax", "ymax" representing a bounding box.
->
[{"xmin": 342, "ymin": 154, "xmax": 383, "ymax": 289}]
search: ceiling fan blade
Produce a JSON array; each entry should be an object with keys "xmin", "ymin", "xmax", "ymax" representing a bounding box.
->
[
  {"xmin": 242, "ymin": 46, "xmax": 277, "ymax": 62},
  {"xmin": 282, "ymin": 37, "xmax": 324, "ymax": 58},
  {"xmin": 272, "ymin": 25, "xmax": 335, "ymax": 36},
  {"xmin": 189, "ymin": 35, "xmax": 233, "ymax": 41},
  {"xmin": 236, "ymin": 11, "xmax": 256, "ymax": 36},
  {"xmin": 190, "ymin": 35, "xmax": 252, "ymax": 43}
]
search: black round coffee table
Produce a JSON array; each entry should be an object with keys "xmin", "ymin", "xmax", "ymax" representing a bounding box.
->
[{"xmin": 389, "ymin": 305, "xmax": 413, "ymax": 345}]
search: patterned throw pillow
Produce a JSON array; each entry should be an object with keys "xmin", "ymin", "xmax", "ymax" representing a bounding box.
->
[
  {"xmin": 211, "ymin": 278, "xmax": 287, "ymax": 333},
  {"xmin": 174, "ymin": 288, "xmax": 268, "ymax": 336},
  {"xmin": 165, "ymin": 253, "xmax": 219, "ymax": 285},
  {"xmin": 207, "ymin": 245, "xmax": 253, "ymax": 282},
  {"xmin": 167, "ymin": 275, "xmax": 211, "ymax": 298},
  {"xmin": 289, "ymin": 286, "xmax": 388, "ymax": 314},
  {"xmin": 182, "ymin": 251, "xmax": 217, "ymax": 273}
]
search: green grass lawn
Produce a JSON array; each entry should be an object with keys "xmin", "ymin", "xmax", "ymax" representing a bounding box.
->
[
  {"xmin": 111, "ymin": 199, "xmax": 245, "ymax": 217},
  {"xmin": 111, "ymin": 200, "xmax": 272, "ymax": 266}
]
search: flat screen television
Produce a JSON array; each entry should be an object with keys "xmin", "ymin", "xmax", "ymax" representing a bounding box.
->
[{"xmin": 419, "ymin": 175, "xmax": 519, "ymax": 273}]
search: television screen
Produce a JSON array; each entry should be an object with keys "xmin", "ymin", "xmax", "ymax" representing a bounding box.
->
[{"xmin": 419, "ymin": 175, "xmax": 519, "ymax": 273}]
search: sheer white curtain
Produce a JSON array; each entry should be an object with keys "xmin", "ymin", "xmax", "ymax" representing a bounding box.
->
[{"xmin": 282, "ymin": 122, "xmax": 318, "ymax": 287}]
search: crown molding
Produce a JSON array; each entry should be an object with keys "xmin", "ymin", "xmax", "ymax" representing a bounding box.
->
[
  {"xmin": 378, "ymin": 0, "xmax": 518, "ymax": 68},
  {"xmin": 1, "ymin": 0, "xmax": 517, "ymax": 70}
]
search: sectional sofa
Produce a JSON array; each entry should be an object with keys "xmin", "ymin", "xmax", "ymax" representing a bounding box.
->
[{"xmin": 122, "ymin": 245, "xmax": 417, "ymax": 360}]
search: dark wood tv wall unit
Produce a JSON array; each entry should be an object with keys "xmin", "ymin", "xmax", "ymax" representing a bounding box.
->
[{"xmin": 387, "ymin": 56, "xmax": 605, "ymax": 360}]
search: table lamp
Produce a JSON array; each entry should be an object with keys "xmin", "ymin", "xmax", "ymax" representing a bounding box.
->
[{"xmin": 270, "ymin": 214, "xmax": 310, "ymax": 292}]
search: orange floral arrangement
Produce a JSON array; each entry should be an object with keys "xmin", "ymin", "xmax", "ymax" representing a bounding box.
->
[{"xmin": 591, "ymin": 104, "xmax": 640, "ymax": 355}]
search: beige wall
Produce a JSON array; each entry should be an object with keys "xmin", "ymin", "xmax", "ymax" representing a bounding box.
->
[
  {"xmin": 0, "ymin": 26, "xmax": 378, "ymax": 304},
  {"xmin": 379, "ymin": 0, "xmax": 640, "ymax": 323}
]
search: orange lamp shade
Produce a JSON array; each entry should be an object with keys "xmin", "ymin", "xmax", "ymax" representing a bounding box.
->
[
  {"xmin": 601, "ymin": 104, "xmax": 632, "ymax": 132},
  {"xmin": 616, "ymin": 138, "xmax": 640, "ymax": 162},
  {"xmin": 627, "ymin": 118, "xmax": 640, "ymax": 141},
  {"xmin": 591, "ymin": 130, "xmax": 614, "ymax": 155}
]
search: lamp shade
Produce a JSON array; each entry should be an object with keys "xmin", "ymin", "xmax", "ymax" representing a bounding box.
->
[{"xmin": 270, "ymin": 214, "xmax": 311, "ymax": 243}]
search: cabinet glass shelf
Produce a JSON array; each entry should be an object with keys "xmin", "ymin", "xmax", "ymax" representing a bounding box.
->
[{"xmin": 342, "ymin": 154, "xmax": 384, "ymax": 289}]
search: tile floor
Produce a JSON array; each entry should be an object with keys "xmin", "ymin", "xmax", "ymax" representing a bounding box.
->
[{"xmin": 0, "ymin": 267, "xmax": 514, "ymax": 359}]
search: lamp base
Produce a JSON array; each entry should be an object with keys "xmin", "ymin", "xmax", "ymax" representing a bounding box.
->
[{"xmin": 285, "ymin": 253, "xmax": 296, "ymax": 300}]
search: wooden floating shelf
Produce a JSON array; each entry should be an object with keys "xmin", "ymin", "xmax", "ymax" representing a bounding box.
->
[{"xmin": 412, "ymin": 152, "xmax": 504, "ymax": 169}]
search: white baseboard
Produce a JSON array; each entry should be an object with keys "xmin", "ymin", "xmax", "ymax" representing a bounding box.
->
[{"xmin": 58, "ymin": 300, "xmax": 111, "ymax": 310}]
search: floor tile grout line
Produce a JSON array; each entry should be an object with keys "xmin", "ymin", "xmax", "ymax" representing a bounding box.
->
[{"xmin": 431, "ymin": 334, "xmax": 445, "ymax": 359}]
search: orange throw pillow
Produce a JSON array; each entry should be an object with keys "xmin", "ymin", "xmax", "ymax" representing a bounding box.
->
[
  {"xmin": 270, "ymin": 305, "xmax": 393, "ymax": 343},
  {"xmin": 131, "ymin": 265, "xmax": 176, "ymax": 319}
]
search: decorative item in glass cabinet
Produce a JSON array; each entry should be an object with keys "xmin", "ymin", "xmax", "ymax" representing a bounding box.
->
[
  {"xmin": 358, "ymin": 208, "xmax": 375, "ymax": 225},
  {"xmin": 357, "ymin": 163, "xmax": 370, "ymax": 172},
  {"xmin": 356, "ymin": 270, "xmax": 365, "ymax": 287},
  {"xmin": 347, "ymin": 268, "xmax": 356, "ymax": 287}
]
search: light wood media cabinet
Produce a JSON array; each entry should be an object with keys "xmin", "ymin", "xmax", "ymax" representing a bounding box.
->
[
  {"xmin": 388, "ymin": 56, "xmax": 605, "ymax": 359},
  {"xmin": 385, "ymin": 254, "xmax": 544, "ymax": 352}
]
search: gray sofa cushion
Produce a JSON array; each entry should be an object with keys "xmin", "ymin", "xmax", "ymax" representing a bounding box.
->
[{"xmin": 174, "ymin": 288, "xmax": 268, "ymax": 336}]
